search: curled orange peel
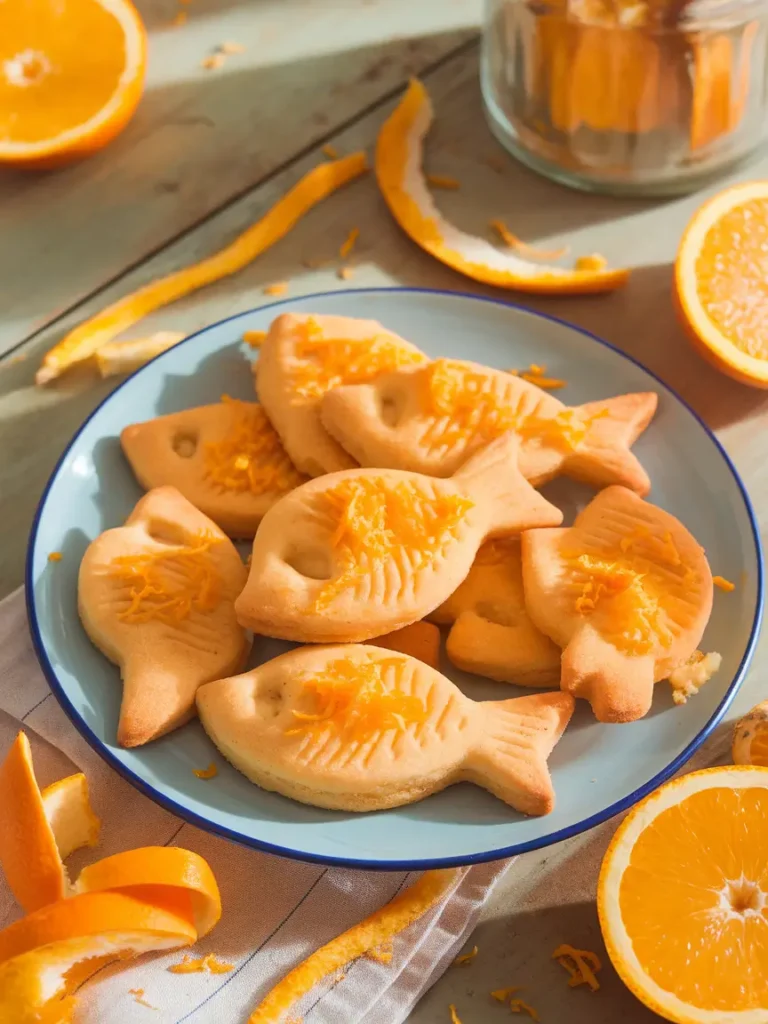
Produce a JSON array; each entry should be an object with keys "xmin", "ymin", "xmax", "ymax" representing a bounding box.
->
[
  {"xmin": 247, "ymin": 869, "xmax": 458, "ymax": 1023},
  {"xmin": 95, "ymin": 331, "xmax": 186, "ymax": 378},
  {"xmin": 376, "ymin": 80, "xmax": 628, "ymax": 295},
  {"xmin": 36, "ymin": 152, "xmax": 368, "ymax": 384}
]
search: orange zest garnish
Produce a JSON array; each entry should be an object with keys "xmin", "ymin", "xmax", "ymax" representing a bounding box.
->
[
  {"xmin": 264, "ymin": 282, "xmax": 289, "ymax": 296},
  {"xmin": 107, "ymin": 533, "xmax": 221, "ymax": 625},
  {"xmin": 713, "ymin": 575, "xmax": 735, "ymax": 592},
  {"xmin": 339, "ymin": 227, "xmax": 359, "ymax": 258},
  {"xmin": 322, "ymin": 143, "xmax": 339, "ymax": 159},
  {"xmin": 491, "ymin": 987, "xmax": 521, "ymax": 1002},
  {"xmin": 247, "ymin": 870, "xmax": 458, "ymax": 1023},
  {"xmin": 36, "ymin": 152, "xmax": 368, "ymax": 383},
  {"xmin": 426, "ymin": 173, "xmax": 460, "ymax": 190},
  {"xmin": 314, "ymin": 475, "xmax": 473, "ymax": 609},
  {"xmin": 449, "ymin": 1006, "xmax": 463, "ymax": 1024},
  {"xmin": 48, "ymin": 551, "xmax": 63, "ymax": 562},
  {"xmin": 453, "ymin": 945, "xmax": 478, "ymax": 966},
  {"xmin": 553, "ymin": 944, "xmax": 602, "ymax": 991},
  {"xmin": 192, "ymin": 762, "xmax": 218, "ymax": 780},
  {"xmin": 286, "ymin": 657, "xmax": 427, "ymax": 740},
  {"xmin": 289, "ymin": 316, "xmax": 425, "ymax": 402},
  {"xmin": 490, "ymin": 219, "xmax": 568, "ymax": 261},
  {"xmin": 169, "ymin": 953, "xmax": 234, "ymax": 974},
  {"xmin": 510, "ymin": 998, "xmax": 540, "ymax": 1020},
  {"xmin": 243, "ymin": 330, "xmax": 267, "ymax": 348},
  {"xmin": 130, "ymin": 988, "xmax": 157, "ymax": 1009},
  {"xmin": 203, "ymin": 398, "xmax": 304, "ymax": 496},
  {"xmin": 520, "ymin": 373, "xmax": 566, "ymax": 390}
]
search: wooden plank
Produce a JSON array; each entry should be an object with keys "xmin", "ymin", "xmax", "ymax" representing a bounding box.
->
[{"xmin": 0, "ymin": 0, "xmax": 480, "ymax": 354}]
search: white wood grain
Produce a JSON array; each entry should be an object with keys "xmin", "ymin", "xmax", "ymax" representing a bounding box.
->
[{"xmin": 0, "ymin": 0, "xmax": 481, "ymax": 354}]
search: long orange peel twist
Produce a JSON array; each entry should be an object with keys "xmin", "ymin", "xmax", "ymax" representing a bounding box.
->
[{"xmin": 36, "ymin": 152, "xmax": 368, "ymax": 384}]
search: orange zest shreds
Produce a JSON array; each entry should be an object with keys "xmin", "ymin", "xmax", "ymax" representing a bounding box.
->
[
  {"xmin": 669, "ymin": 650, "xmax": 721, "ymax": 705},
  {"xmin": 490, "ymin": 219, "xmax": 568, "ymax": 261},
  {"xmin": 243, "ymin": 330, "xmax": 267, "ymax": 348},
  {"xmin": 553, "ymin": 944, "xmax": 602, "ymax": 991},
  {"xmin": 48, "ymin": 551, "xmax": 63, "ymax": 562},
  {"xmin": 322, "ymin": 143, "xmax": 339, "ymax": 159},
  {"xmin": 203, "ymin": 398, "xmax": 305, "ymax": 496},
  {"xmin": 426, "ymin": 173, "xmax": 460, "ymax": 190},
  {"xmin": 192, "ymin": 762, "xmax": 218, "ymax": 779},
  {"xmin": 219, "ymin": 41, "xmax": 245, "ymax": 54},
  {"xmin": 366, "ymin": 939, "xmax": 394, "ymax": 963},
  {"xmin": 453, "ymin": 945, "xmax": 478, "ymax": 966},
  {"xmin": 264, "ymin": 282, "xmax": 289, "ymax": 296},
  {"xmin": 339, "ymin": 227, "xmax": 360, "ymax": 258},
  {"xmin": 201, "ymin": 53, "xmax": 226, "ymax": 70},
  {"xmin": 449, "ymin": 1006, "xmax": 463, "ymax": 1024},
  {"xmin": 247, "ymin": 869, "xmax": 458, "ymax": 1023},
  {"xmin": 338, "ymin": 266, "xmax": 355, "ymax": 280},
  {"xmin": 286, "ymin": 657, "xmax": 428, "ymax": 741},
  {"xmin": 713, "ymin": 575, "xmax": 735, "ymax": 591},
  {"xmin": 289, "ymin": 316, "xmax": 425, "ymax": 401},
  {"xmin": 95, "ymin": 331, "xmax": 187, "ymax": 378},
  {"xmin": 169, "ymin": 953, "xmax": 234, "ymax": 974},
  {"xmin": 520, "ymin": 373, "xmax": 566, "ymax": 390},
  {"xmin": 106, "ymin": 533, "xmax": 222, "ymax": 625},
  {"xmin": 313, "ymin": 476, "xmax": 473, "ymax": 610},
  {"xmin": 528, "ymin": 363, "xmax": 546, "ymax": 375},
  {"xmin": 36, "ymin": 152, "xmax": 368, "ymax": 384},
  {"xmin": 491, "ymin": 987, "xmax": 521, "ymax": 1002},
  {"xmin": 129, "ymin": 988, "xmax": 157, "ymax": 1009},
  {"xmin": 510, "ymin": 998, "xmax": 539, "ymax": 1020}
]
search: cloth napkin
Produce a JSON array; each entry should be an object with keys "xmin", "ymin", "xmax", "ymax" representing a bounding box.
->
[{"xmin": 0, "ymin": 588, "xmax": 511, "ymax": 1024}]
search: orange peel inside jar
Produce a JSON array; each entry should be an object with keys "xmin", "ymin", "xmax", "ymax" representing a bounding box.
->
[{"xmin": 376, "ymin": 79, "xmax": 628, "ymax": 295}]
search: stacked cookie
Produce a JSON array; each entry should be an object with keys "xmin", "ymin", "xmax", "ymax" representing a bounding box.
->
[{"xmin": 78, "ymin": 313, "xmax": 716, "ymax": 818}]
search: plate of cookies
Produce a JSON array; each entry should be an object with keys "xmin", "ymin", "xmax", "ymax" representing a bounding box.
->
[{"xmin": 27, "ymin": 288, "xmax": 763, "ymax": 868}]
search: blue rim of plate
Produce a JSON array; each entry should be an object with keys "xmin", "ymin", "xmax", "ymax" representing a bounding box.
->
[{"xmin": 26, "ymin": 287, "xmax": 765, "ymax": 870}]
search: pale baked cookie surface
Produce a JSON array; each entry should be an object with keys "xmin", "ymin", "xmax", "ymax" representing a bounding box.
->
[
  {"xmin": 321, "ymin": 357, "xmax": 657, "ymax": 491},
  {"xmin": 235, "ymin": 432, "xmax": 563, "ymax": 643},
  {"xmin": 522, "ymin": 486, "xmax": 713, "ymax": 723},
  {"xmin": 196, "ymin": 644, "xmax": 575, "ymax": 815},
  {"xmin": 431, "ymin": 537, "xmax": 560, "ymax": 688},
  {"xmin": 121, "ymin": 398, "xmax": 306, "ymax": 538},
  {"xmin": 78, "ymin": 486, "xmax": 250, "ymax": 747},
  {"xmin": 255, "ymin": 312, "xmax": 427, "ymax": 477}
]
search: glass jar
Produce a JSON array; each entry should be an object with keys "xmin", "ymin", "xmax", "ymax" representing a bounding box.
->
[{"xmin": 482, "ymin": 0, "xmax": 768, "ymax": 195}]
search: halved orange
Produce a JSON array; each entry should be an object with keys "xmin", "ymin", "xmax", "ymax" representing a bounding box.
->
[
  {"xmin": 598, "ymin": 765, "xmax": 768, "ymax": 1023},
  {"xmin": 0, "ymin": 0, "xmax": 146, "ymax": 169},
  {"xmin": 675, "ymin": 181, "xmax": 768, "ymax": 387}
]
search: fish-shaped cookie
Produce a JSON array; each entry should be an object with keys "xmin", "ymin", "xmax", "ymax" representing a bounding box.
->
[
  {"xmin": 235, "ymin": 431, "xmax": 563, "ymax": 643},
  {"xmin": 196, "ymin": 645, "xmax": 575, "ymax": 814},
  {"xmin": 78, "ymin": 486, "xmax": 250, "ymax": 747},
  {"xmin": 121, "ymin": 397, "xmax": 307, "ymax": 537},
  {"xmin": 321, "ymin": 357, "xmax": 658, "ymax": 493},
  {"xmin": 521, "ymin": 486, "xmax": 713, "ymax": 723},
  {"xmin": 255, "ymin": 312, "xmax": 427, "ymax": 477},
  {"xmin": 430, "ymin": 538, "xmax": 561, "ymax": 688}
]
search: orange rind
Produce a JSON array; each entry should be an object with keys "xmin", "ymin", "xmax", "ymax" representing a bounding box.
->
[
  {"xmin": 732, "ymin": 700, "xmax": 768, "ymax": 767},
  {"xmin": 95, "ymin": 331, "xmax": 186, "ymax": 377},
  {"xmin": 36, "ymin": 152, "xmax": 368, "ymax": 384},
  {"xmin": 376, "ymin": 79, "xmax": 628, "ymax": 295}
]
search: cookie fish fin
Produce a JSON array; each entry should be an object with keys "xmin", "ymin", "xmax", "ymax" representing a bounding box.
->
[
  {"xmin": 563, "ymin": 393, "xmax": 657, "ymax": 497},
  {"xmin": 561, "ymin": 625, "xmax": 655, "ymax": 723},
  {"xmin": 462, "ymin": 692, "xmax": 574, "ymax": 815},
  {"xmin": 453, "ymin": 432, "xmax": 563, "ymax": 535}
]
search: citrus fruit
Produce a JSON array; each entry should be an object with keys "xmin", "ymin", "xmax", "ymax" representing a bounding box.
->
[
  {"xmin": 675, "ymin": 181, "xmax": 768, "ymax": 387},
  {"xmin": 733, "ymin": 700, "xmax": 768, "ymax": 767},
  {"xmin": 0, "ymin": 733, "xmax": 100, "ymax": 913},
  {"xmin": 598, "ymin": 765, "xmax": 768, "ymax": 1023},
  {"xmin": 0, "ymin": 0, "xmax": 146, "ymax": 168},
  {"xmin": 376, "ymin": 79, "xmax": 628, "ymax": 295}
]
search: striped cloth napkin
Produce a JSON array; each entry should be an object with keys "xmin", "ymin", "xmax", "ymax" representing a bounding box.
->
[{"xmin": 0, "ymin": 588, "xmax": 510, "ymax": 1023}]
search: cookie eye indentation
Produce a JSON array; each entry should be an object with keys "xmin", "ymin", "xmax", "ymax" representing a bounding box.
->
[
  {"xmin": 147, "ymin": 519, "xmax": 190, "ymax": 546},
  {"xmin": 172, "ymin": 431, "xmax": 198, "ymax": 458},
  {"xmin": 379, "ymin": 390, "xmax": 403, "ymax": 428},
  {"xmin": 285, "ymin": 545, "xmax": 333, "ymax": 580}
]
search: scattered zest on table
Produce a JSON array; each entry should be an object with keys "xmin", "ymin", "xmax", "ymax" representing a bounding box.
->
[
  {"xmin": 192, "ymin": 762, "xmax": 219, "ymax": 779},
  {"xmin": 713, "ymin": 575, "xmax": 735, "ymax": 591},
  {"xmin": 246, "ymin": 869, "xmax": 458, "ymax": 1022},
  {"xmin": 323, "ymin": 143, "xmax": 339, "ymax": 159},
  {"xmin": 491, "ymin": 987, "xmax": 520, "ymax": 1002},
  {"xmin": 169, "ymin": 953, "xmax": 234, "ymax": 974},
  {"xmin": 449, "ymin": 1005, "xmax": 463, "ymax": 1024},
  {"xmin": 264, "ymin": 282, "xmax": 289, "ymax": 296},
  {"xmin": 339, "ymin": 227, "xmax": 360, "ymax": 258},
  {"xmin": 129, "ymin": 987, "xmax": 157, "ymax": 1009},
  {"xmin": 376, "ymin": 79, "xmax": 628, "ymax": 295},
  {"xmin": 509, "ymin": 998, "xmax": 539, "ymax": 1020},
  {"xmin": 35, "ymin": 152, "xmax": 368, "ymax": 384},
  {"xmin": 553, "ymin": 944, "xmax": 602, "ymax": 991},
  {"xmin": 453, "ymin": 944, "xmax": 478, "ymax": 966},
  {"xmin": 426, "ymin": 173, "xmax": 460, "ymax": 190}
]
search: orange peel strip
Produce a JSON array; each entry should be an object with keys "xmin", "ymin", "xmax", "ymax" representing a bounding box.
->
[
  {"xmin": 94, "ymin": 331, "xmax": 186, "ymax": 378},
  {"xmin": 36, "ymin": 152, "xmax": 368, "ymax": 383},
  {"xmin": 376, "ymin": 80, "xmax": 627, "ymax": 295},
  {"xmin": 247, "ymin": 869, "xmax": 458, "ymax": 1022},
  {"xmin": 490, "ymin": 219, "xmax": 569, "ymax": 261},
  {"xmin": 713, "ymin": 575, "xmax": 735, "ymax": 592}
]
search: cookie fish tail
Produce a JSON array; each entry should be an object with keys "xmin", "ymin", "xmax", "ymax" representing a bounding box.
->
[
  {"xmin": 564, "ymin": 392, "xmax": 658, "ymax": 497},
  {"xmin": 118, "ymin": 661, "xmax": 199, "ymax": 748},
  {"xmin": 561, "ymin": 628, "xmax": 655, "ymax": 723},
  {"xmin": 462, "ymin": 692, "xmax": 574, "ymax": 815},
  {"xmin": 454, "ymin": 432, "xmax": 563, "ymax": 535}
]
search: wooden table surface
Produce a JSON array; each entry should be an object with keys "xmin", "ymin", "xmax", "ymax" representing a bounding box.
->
[{"xmin": 1, "ymin": 2, "xmax": 766, "ymax": 1021}]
